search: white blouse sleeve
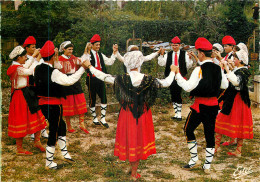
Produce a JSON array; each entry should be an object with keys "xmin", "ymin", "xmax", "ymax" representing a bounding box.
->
[
  {"xmin": 17, "ymin": 66, "xmax": 34, "ymax": 76},
  {"xmin": 220, "ymin": 70, "xmax": 229, "ymax": 89},
  {"xmin": 175, "ymin": 66, "xmax": 201, "ymax": 92},
  {"xmin": 158, "ymin": 54, "xmax": 167, "ymax": 66},
  {"xmin": 144, "ymin": 52, "xmax": 159, "ymax": 62},
  {"xmin": 23, "ymin": 56, "xmax": 34, "ymax": 69},
  {"xmin": 115, "ymin": 51, "xmax": 124, "ymax": 62},
  {"xmin": 81, "ymin": 53, "xmax": 91, "ymax": 62},
  {"xmin": 156, "ymin": 71, "xmax": 175, "ymax": 87},
  {"xmin": 226, "ymin": 71, "xmax": 239, "ymax": 87},
  {"xmin": 51, "ymin": 67, "xmax": 85, "ymax": 86},
  {"xmin": 185, "ymin": 52, "xmax": 193, "ymax": 69},
  {"xmin": 102, "ymin": 53, "xmax": 116, "ymax": 65},
  {"xmin": 89, "ymin": 66, "xmax": 115, "ymax": 84}
]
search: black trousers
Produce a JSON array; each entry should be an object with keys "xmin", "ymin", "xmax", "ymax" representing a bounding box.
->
[
  {"xmin": 86, "ymin": 76, "xmax": 107, "ymax": 107},
  {"xmin": 40, "ymin": 105, "xmax": 66, "ymax": 146},
  {"xmin": 170, "ymin": 80, "xmax": 182, "ymax": 104},
  {"xmin": 183, "ymin": 105, "xmax": 218, "ymax": 148}
]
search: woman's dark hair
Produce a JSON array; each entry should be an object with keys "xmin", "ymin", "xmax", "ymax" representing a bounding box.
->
[
  {"xmin": 233, "ymin": 53, "xmax": 246, "ymax": 65},
  {"xmin": 198, "ymin": 49, "xmax": 212, "ymax": 57},
  {"xmin": 212, "ymin": 46, "xmax": 219, "ymax": 52},
  {"xmin": 13, "ymin": 50, "xmax": 27, "ymax": 61},
  {"xmin": 42, "ymin": 53, "xmax": 55, "ymax": 61},
  {"xmin": 64, "ymin": 44, "xmax": 74, "ymax": 49},
  {"xmin": 233, "ymin": 45, "xmax": 240, "ymax": 52}
]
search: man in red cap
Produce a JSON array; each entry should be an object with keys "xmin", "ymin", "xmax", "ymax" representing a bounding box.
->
[
  {"xmin": 158, "ymin": 36, "xmax": 193, "ymax": 121},
  {"xmin": 23, "ymin": 36, "xmax": 50, "ymax": 139},
  {"xmin": 81, "ymin": 34, "xmax": 118, "ymax": 128},
  {"xmin": 34, "ymin": 40, "xmax": 89, "ymax": 169},
  {"xmin": 222, "ymin": 35, "xmax": 236, "ymax": 62},
  {"xmin": 172, "ymin": 37, "xmax": 228, "ymax": 173}
]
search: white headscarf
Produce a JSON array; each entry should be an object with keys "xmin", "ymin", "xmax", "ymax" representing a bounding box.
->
[
  {"xmin": 236, "ymin": 50, "xmax": 248, "ymax": 65},
  {"xmin": 127, "ymin": 45, "xmax": 139, "ymax": 52},
  {"xmin": 9, "ymin": 46, "xmax": 25, "ymax": 59},
  {"xmin": 237, "ymin": 43, "xmax": 248, "ymax": 55},
  {"xmin": 213, "ymin": 43, "xmax": 224, "ymax": 53},
  {"xmin": 59, "ymin": 41, "xmax": 72, "ymax": 52},
  {"xmin": 123, "ymin": 51, "xmax": 144, "ymax": 70}
]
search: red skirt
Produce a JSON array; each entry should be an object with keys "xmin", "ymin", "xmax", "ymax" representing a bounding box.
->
[
  {"xmin": 114, "ymin": 107, "xmax": 156, "ymax": 162},
  {"xmin": 215, "ymin": 93, "xmax": 253, "ymax": 139},
  {"xmin": 8, "ymin": 90, "xmax": 47, "ymax": 138},
  {"xmin": 61, "ymin": 93, "xmax": 87, "ymax": 116}
]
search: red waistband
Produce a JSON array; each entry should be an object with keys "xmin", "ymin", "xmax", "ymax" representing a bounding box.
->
[
  {"xmin": 190, "ymin": 97, "xmax": 218, "ymax": 113},
  {"xmin": 39, "ymin": 96, "xmax": 62, "ymax": 105}
]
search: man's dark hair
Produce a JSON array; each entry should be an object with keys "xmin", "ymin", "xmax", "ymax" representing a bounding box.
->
[
  {"xmin": 198, "ymin": 49, "xmax": 212, "ymax": 57},
  {"xmin": 42, "ymin": 53, "xmax": 55, "ymax": 61}
]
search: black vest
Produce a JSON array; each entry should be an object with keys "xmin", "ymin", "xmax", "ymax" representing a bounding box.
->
[
  {"xmin": 190, "ymin": 62, "xmax": 222, "ymax": 97},
  {"xmin": 87, "ymin": 51, "xmax": 107, "ymax": 76},
  {"xmin": 34, "ymin": 64, "xmax": 65, "ymax": 98},
  {"xmin": 165, "ymin": 50, "xmax": 187, "ymax": 77}
]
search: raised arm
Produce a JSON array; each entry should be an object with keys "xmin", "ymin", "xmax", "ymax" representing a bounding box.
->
[
  {"xmin": 144, "ymin": 52, "xmax": 159, "ymax": 62},
  {"xmin": 185, "ymin": 51, "xmax": 194, "ymax": 69},
  {"xmin": 158, "ymin": 51, "xmax": 167, "ymax": 66}
]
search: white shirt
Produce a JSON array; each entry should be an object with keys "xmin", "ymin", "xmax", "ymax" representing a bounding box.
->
[
  {"xmin": 81, "ymin": 49, "xmax": 116, "ymax": 67},
  {"xmin": 226, "ymin": 66, "xmax": 248, "ymax": 89},
  {"xmin": 37, "ymin": 62, "xmax": 85, "ymax": 86},
  {"xmin": 158, "ymin": 50, "xmax": 193, "ymax": 69},
  {"xmin": 115, "ymin": 51, "xmax": 159, "ymax": 73},
  {"xmin": 89, "ymin": 66, "xmax": 175, "ymax": 87},
  {"xmin": 175, "ymin": 59, "xmax": 229, "ymax": 92}
]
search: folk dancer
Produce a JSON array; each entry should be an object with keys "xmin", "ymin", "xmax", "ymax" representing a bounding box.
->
[
  {"xmin": 34, "ymin": 41, "xmax": 88, "ymax": 169},
  {"xmin": 85, "ymin": 50, "xmax": 176, "ymax": 180},
  {"xmin": 58, "ymin": 41, "xmax": 88, "ymax": 134},
  {"xmin": 174, "ymin": 37, "xmax": 228, "ymax": 173},
  {"xmin": 158, "ymin": 36, "xmax": 193, "ymax": 121},
  {"xmin": 7, "ymin": 46, "xmax": 47, "ymax": 155}
]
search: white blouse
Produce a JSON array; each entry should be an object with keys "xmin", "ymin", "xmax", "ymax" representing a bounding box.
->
[
  {"xmin": 12, "ymin": 58, "xmax": 35, "ymax": 89},
  {"xmin": 226, "ymin": 66, "xmax": 248, "ymax": 89}
]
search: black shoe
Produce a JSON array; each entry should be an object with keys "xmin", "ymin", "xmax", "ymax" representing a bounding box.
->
[
  {"xmin": 45, "ymin": 164, "xmax": 64, "ymax": 170},
  {"xmin": 100, "ymin": 122, "xmax": 109, "ymax": 128},
  {"xmin": 176, "ymin": 117, "xmax": 182, "ymax": 121},
  {"xmin": 182, "ymin": 160, "xmax": 201, "ymax": 170},
  {"xmin": 171, "ymin": 116, "xmax": 182, "ymax": 121},
  {"xmin": 93, "ymin": 121, "xmax": 101, "ymax": 125},
  {"xmin": 64, "ymin": 158, "xmax": 76, "ymax": 163}
]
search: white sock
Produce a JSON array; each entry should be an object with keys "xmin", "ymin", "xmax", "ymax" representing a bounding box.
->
[
  {"xmin": 173, "ymin": 102, "xmax": 178, "ymax": 114},
  {"xmin": 100, "ymin": 104, "xmax": 107, "ymax": 124},
  {"xmin": 58, "ymin": 136, "xmax": 72, "ymax": 160},
  {"xmin": 188, "ymin": 141, "xmax": 198, "ymax": 166},
  {"xmin": 46, "ymin": 146, "xmax": 57, "ymax": 168},
  {"xmin": 176, "ymin": 103, "xmax": 182, "ymax": 118},
  {"xmin": 203, "ymin": 148, "xmax": 215, "ymax": 169},
  {"xmin": 90, "ymin": 107, "xmax": 98, "ymax": 123}
]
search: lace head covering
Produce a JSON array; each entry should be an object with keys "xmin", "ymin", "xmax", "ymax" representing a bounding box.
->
[{"xmin": 123, "ymin": 51, "xmax": 144, "ymax": 70}]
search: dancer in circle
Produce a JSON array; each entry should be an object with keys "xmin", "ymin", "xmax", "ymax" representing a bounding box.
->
[{"xmin": 84, "ymin": 50, "xmax": 176, "ymax": 180}]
